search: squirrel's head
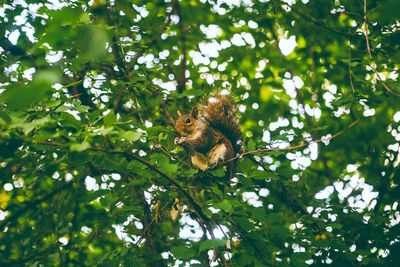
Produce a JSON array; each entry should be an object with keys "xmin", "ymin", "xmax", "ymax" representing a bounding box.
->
[{"xmin": 175, "ymin": 107, "xmax": 199, "ymax": 136}]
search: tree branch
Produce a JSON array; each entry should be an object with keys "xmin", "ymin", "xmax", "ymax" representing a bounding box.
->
[
  {"xmin": 223, "ymin": 120, "xmax": 359, "ymax": 165},
  {"xmin": 174, "ymin": 0, "xmax": 188, "ymax": 94},
  {"xmin": 287, "ymin": 5, "xmax": 356, "ymax": 37}
]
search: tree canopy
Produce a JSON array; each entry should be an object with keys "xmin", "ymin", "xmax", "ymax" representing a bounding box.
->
[{"xmin": 1, "ymin": 0, "xmax": 400, "ymax": 266}]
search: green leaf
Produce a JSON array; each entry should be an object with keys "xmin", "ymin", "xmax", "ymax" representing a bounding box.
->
[
  {"xmin": 291, "ymin": 252, "xmax": 311, "ymax": 267},
  {"xmin": 170, "ymin": 246, "xmax": 196, "ymax": 260},
  {"xmin": 0, "ymin": 110, "xmax": 11, "ymax": 125},
  {"xmin": 103, "ymin": 111, "xmax": 117, "ymax": 127},
  {"xmin": 122, "ymin": 131, "xmax": 142, "ymax": 142},
  {"xmin": 162, "ymin": 163, "xmax": 178, "ymax": 174},
  {"xmin": 1, "ymin": 70, "xmax": 60, "ymax": 110},
  {"xmin": 251, "ymin": 170, "xmax": 269, "ymax": 180},
  {"xmin": 75, "ymin": 104, "xmax": 90, "ymax": 112},
  {"xmin": 13, "ymin": 116, "xmax": 51, "ymax": 135},
  {"xmin": 214, "ymin": 199, "xmax": 233, "ymax": 212},
  {"xmin": 45, "ymin": 99, "xmax": 62, "ymax": 108},
  {"xmin": 199, "ymin": 239, "xmax": 227, "ymax": 252},
  {"xmin": 210, "ymin": 167, "xmax": 225, "ymax": 177},
  {"xmin": 59, "ymin": 113, "xmax": 81, "ymax": 129},
  {"xmin": 70, "ymin": 141, "xmax": 91, "ymax": 152},
  {"xmin": 75, "ymin": 25, "xmax": 110, "ymax": 63}
]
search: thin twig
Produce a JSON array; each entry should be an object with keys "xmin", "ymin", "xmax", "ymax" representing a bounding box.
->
[
  {"xmin": 348, "ymin": 41, "xmax": 355, "ymax": 93},
  {"xmin": 361, "ymin": 1, "xmax": 399, "ymax": 97},
  {"xmin": 161, "ymin": 100, "xmax": 176, "ymax": 125},
  {"xmin": 157, "ymin": 145, "xmax": 192, "ymax": 168},
  {"xmin": 363, "ymin": 0, "xmax": 372, "ymax": 59},
  {"xmin": 135, "ymin": 201, "xmax": 171, "ymax": 245},
  {"xmin": 367, "ymin": 64, "xmax": 400, "ymax": 97}
]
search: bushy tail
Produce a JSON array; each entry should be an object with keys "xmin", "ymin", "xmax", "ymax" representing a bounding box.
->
[{"xmin": 203, "ymin": 94, "xmax": 242, "ymax": 156}]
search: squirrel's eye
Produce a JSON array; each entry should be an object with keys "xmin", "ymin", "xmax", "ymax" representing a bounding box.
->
[{"xmin": 185, "ymin": 118, "xmax": 191, "ymax": 124}]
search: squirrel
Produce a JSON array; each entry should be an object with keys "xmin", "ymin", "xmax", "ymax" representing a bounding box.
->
[{"xmin": 174, "ymin": 94, "xmax": 241, "ymax": 178}]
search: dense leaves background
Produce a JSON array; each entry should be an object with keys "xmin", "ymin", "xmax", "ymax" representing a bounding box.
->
[{"xmin": 1, "ymin": 0, "xmax": 400, "ymax": 266}]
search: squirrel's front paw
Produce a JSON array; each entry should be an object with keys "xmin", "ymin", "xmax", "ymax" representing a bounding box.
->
[{"xmin": 174, "ymin": 137, "xmax": 186, "ymax": 145}]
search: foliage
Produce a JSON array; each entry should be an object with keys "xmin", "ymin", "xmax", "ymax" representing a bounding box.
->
[{"xmin": 1, "ymin": 0, "xmax": 400, "ymax": 266}]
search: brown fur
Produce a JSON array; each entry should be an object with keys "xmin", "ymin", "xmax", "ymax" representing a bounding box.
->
[
  {"xmin": 203, "ymin": 94, "xmax": 241, "ymax": 155},
  {"xmin": 174, "ymin": 94, "xmax": 241, "ymax": 177}
]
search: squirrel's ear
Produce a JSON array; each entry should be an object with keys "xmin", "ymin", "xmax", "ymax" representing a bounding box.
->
[
  {"xmin": 177, "ymin": 110, "xmax": 182, "ymax": 117},
  {"xmin": 191, "ymin": 107, "xmax": 198, "ymax": 118}
]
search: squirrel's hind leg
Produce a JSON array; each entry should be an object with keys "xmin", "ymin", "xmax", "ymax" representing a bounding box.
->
[
  {"xmin": 208, "ymin": 142, "xmax": 233, "ymax": 167},
  {"xmin": 209, "ymin": 143, "xmax": 235, "ymax": 179}
]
